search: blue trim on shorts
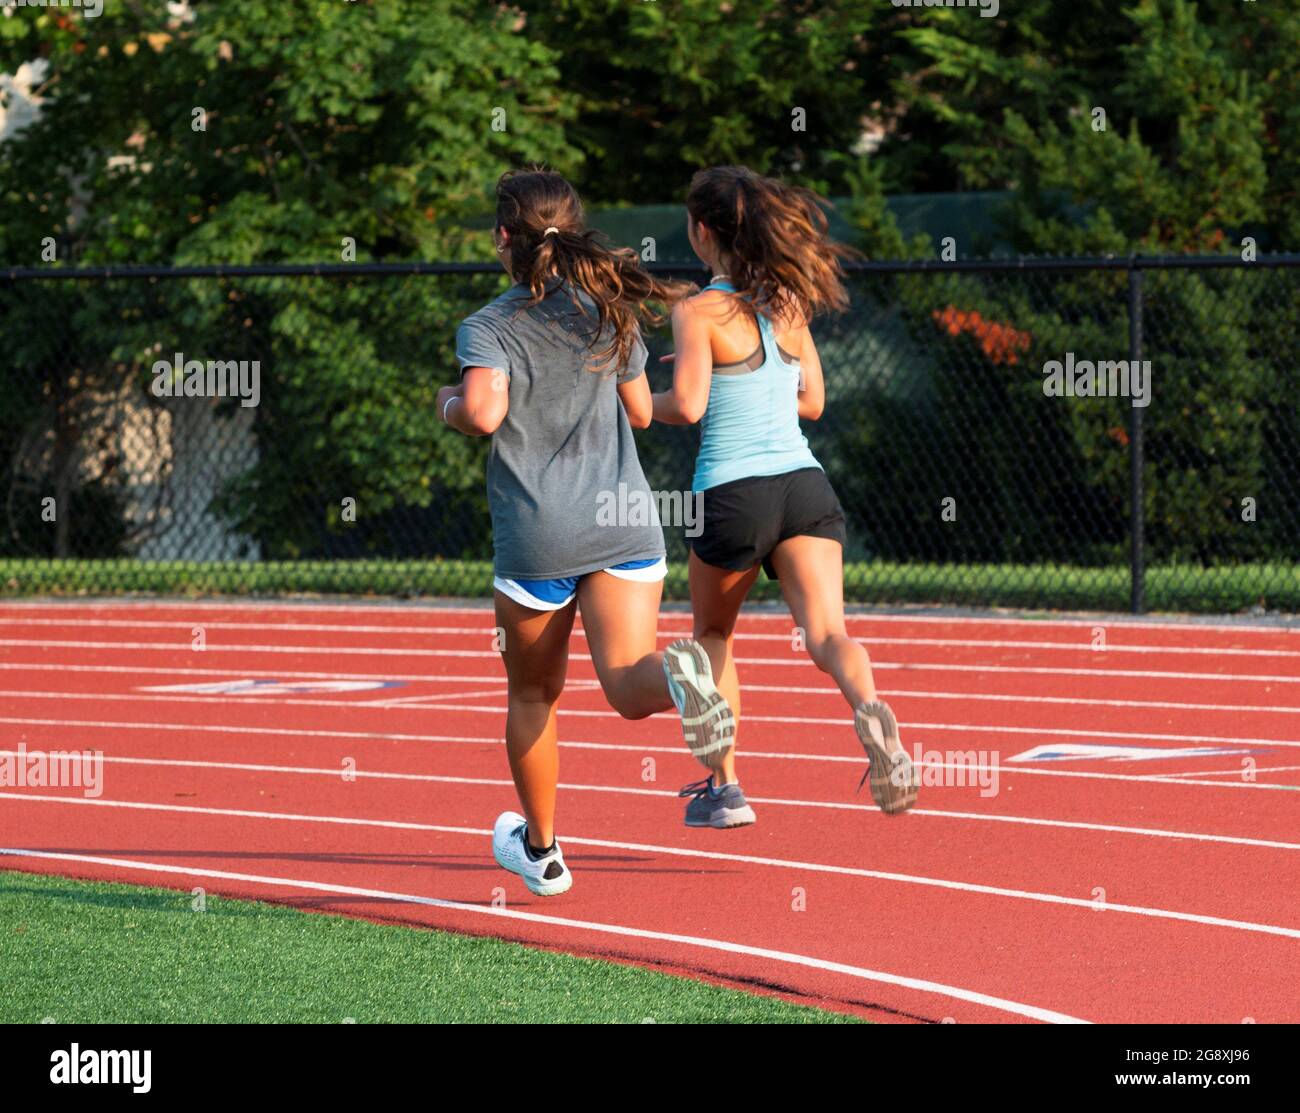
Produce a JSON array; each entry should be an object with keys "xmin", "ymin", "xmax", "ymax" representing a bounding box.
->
[
  {"xmin": 608, "ymin": 557, "xmax": 662, "ymax": 571},
  {"xmin": 513, "ymin": 557, "xmax": 661, "ymax": 603},
  {"xmin": 511, "ymin": 574, "xmax": 582, "ymax": 605}
]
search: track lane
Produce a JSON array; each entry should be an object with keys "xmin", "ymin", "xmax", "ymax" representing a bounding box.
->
[
  {"xmin": 2, "ymin": 784, "xmax": 1296, "ymax": 1024},
  {"xmin": 2, "ymin": 601, "xmax": 1297, "ymax": 1023}
]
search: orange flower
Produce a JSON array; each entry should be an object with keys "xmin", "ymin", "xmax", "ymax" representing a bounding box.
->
[{"xmin": 932, "ymin": 305, "xmax": 1032, "ymax": 365}]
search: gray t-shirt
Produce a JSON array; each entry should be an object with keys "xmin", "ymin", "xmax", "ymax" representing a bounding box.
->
[{"xmin": 456, "ymin": 280, "xmax": 666, "ymax": 580}]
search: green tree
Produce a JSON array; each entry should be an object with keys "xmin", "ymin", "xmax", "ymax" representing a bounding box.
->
[
  {"xmin": 513, "ymin": 0, "xmax": 891, "ymax": 203},
  {"xmin": 0, "ymin": 1, "xmax": 575, "ymax": 558},
  {"xmin": 841, "ymin": 0, "xmax": 1299, "ymax": 576}
]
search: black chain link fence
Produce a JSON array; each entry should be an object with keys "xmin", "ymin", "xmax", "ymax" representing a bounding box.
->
[{"xmin": 2, "ymin": 256, "xmax": 1298, "ymax": 612}]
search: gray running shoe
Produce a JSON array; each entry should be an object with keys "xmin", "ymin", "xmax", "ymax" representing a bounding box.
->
[{"xmin": 679, "ymin": 777, "xmax": 757, "ymax": 829}]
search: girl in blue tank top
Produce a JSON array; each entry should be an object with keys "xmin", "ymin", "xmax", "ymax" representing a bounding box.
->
[{"xmin": 651, "ymin": 165, "xmax": 919, "ymax": 827}]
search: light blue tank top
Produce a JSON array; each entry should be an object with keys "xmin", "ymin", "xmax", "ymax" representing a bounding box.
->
[{"xmin": 691, "ymin": 280, "xmax": 821, "ymax": 492}]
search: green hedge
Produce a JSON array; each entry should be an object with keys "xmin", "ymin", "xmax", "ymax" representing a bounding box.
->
[{"xmin": 4, "ymin": 559, "xmax": 1296, "ymax": 614}]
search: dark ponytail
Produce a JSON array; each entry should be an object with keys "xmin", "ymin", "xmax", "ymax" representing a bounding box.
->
[
  {"xmin": 686, "ymin": 165, "xmax": 857, "ymax": 325},
  {"xmin": 496, "ymin": 167, "xmax": 689, "ymax": 370}
]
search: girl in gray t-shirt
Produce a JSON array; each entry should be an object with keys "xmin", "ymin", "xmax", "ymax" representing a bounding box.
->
[{"xmin": 438, "ymin": 169, "xmax": 744, "ymax": 897}]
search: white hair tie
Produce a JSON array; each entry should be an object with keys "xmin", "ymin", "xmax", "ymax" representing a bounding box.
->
[{"xmin": 543, "ymin": 226, "xmax": 560, "ymax": 237}]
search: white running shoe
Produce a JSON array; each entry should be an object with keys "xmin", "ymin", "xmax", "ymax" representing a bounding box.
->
[
  {"xmin": 492, "ymin": 811, "xmax": 573, "ymax": 896},
  {"xmin": 663, "ymin": 639, "xmax": 736, "ymax": 767}
]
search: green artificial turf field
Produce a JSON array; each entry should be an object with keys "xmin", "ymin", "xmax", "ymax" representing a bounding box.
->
[{"xmin": 0, "ymin": 870, "xmax": 859, "ymax": 1024}]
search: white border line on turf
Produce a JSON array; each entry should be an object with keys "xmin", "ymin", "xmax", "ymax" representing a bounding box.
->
[
  {"xmin": 4, "ymin": 795, "xmax": 1300, "ymax": 943},
  {"xmin": 13, "ymin": 750, "xmax": 1295, "ymax": 849},
  {"xmin": 2, "ymin": 597, "xmax": 1297, "ymax": 634},
  {"xmin": 0, "ymin": 847, "xmax": 1088, "ymax": 1024}
]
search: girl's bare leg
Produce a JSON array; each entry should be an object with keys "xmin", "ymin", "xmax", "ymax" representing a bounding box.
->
[
  {"xmin": 768, "ymin": 535, "xmax": 877, "ymax": 707},
  {"xmin": 574, "ymin": 571, "xmax": 672, "ymax": 719},
  {"xmin": 494, "ymin": 591, "xmax": 576, "ymax": 849},
  {"xmin": 688, "ymin": 551, "xmax": 761, "ymax": 782}
]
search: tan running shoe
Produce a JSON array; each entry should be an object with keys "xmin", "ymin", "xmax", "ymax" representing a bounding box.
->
[
  {"xmin": 855, "ymin": 700, "xmax": 918, "ymax": 815},
  {"xmin": 663, "ymin": 639, "xmax": 735, "ymax": 768}
]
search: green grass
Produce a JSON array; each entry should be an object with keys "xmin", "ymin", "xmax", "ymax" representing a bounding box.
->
[
  {"xmin": 3, "ymin": 557, "xmax": 1298, "ymax": 613},
  {"xmin": 0, "ymin": 871, "xmax": 857, "ymax": 1024}
]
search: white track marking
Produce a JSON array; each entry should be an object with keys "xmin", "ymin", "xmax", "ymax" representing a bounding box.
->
[
  {"xmin": 1, "ymin": 717, "xmax": 1296, "ymax": 789},
  {"xmin": 912, "ymin": 760, "xmax": 1296, "ymax": 792},
  {"xmin": 0, "ymin": 617, "xmax": 505, "ymax": 637},
  {"xmin": 1145, "ymin": 764, "xmax": 1300, "ymax": 780},
  {"xmin": 0, "ymin": 847, "xmax": 1088, "ymax": 1024},
  {"xmin": 868, "ymin": 664, "xmax": 1300, "ymax": 684},
  {"xmin": 5, "ymin": 794, "xmax": 1300, "ymax": 942},
  {"xmin": 360, "ymin": 680, "xmax": 601, "ymax": 706},
  {"xmin": 2, "ymin": 680, "xmax": 1294, "ymax": 717},
  {"xmin": 7, "ymin": 636, "xmax": 1300, "ymax": 689},
  {"xmin": 350, "ymin": 699, "xmax": 1300, "ymax": 739},
  {"xmin": 356, "ymin": 688, "xmax": 511, "ymax": 707},
  {"xmin": 826, "ymin": 636, "xmax": 1300, "ymax": 659},
  {"xmin": 736, "ymin": 686, "xmax": 1300, "ymax": 713},
  {"xmin": 3, "ymin": 616, "xmax": 1299, "ymax": 660},
  {"xmin": 0, "ymin": 663, "xmax": 513, "ymax": 684},
  {"xmin": 9, "ymin": 655, "xmax": 1300, "ymax": 687},
  {"xmin": 3, "ymin": 597, "xmax": 1297, "ymax": 635},
  {"xmin": 13, "ymin": 750, "xmax": 1296, "ymax": 849},
  {"xmin": 7, "ymin": 637, "xmax": 1300, "ymax": 708},
  {"xmin": 5, "ymin": 700, "xmax": 1300, "ymax": 752},
  {"xmin": 0, "ymin": 637, "xmax": 484, "ymax": 657},
  {"xmin": 0, "ymin": 689, "xmax": 451, "ymax": 713}
]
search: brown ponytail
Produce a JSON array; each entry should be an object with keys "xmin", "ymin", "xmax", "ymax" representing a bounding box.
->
[
  {"xmin": 495, "ymin": 167, "xmax": 688, "ymax": 371},
  {"xmin": 685, "ymin": 165, "xmax": 857, "ymax": 325}
]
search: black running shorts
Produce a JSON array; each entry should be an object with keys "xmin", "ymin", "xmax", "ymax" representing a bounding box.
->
[{"xmin": 690, "ymin": 467, "xmax": 847, "ymax": 578}]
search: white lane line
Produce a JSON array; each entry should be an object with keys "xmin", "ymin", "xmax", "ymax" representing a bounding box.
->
[
  {"xmin": 2, "ymin": 682, "xmax": 1295, "ymax": 718},
  {"xmin": 735, "ymin": 686, "xmax": 1300, "ymax": 714},
  {"xmin": 359, "ymin": 688, "xmax": 511, "ymax": 707},
  {"xmin": 5, "ymin": 794, "xmax": 1300, "ymax": 943},
  {"xmin": 0, "ymin": 663, "xmax": 515, "ymax": 685},
  {"xmin": 360, "ymin": 680, "xmax": 601, "ymax": 707},
  {"xmin": 7, "ymin": 657, "xmax": 1300, "ymax": 689},
  {"xmin": 859, "ymin": 664, "xmax": 1300, "ymax": 684},
  {"xmin": 3, "ymin": 597, "xmax": 1297, "ymax": 635},
  {"xmin": 0, "ymin": 638, "xmax": 480, "ymax": 656},
  {"xmin": 19, "ymin": 751, "xmax": 1297, "ymax": 851},
  {"xmin": 3, "ymin": 617, "xmax": 1299, "ymax": 660},
  {"xmin": 0, "ymin": 689, "xmax": 443, "ymax": 713},
  {"xmin": 0, "ymin": 847, "xmax": 1088, "ymax": 1024},
  {"xmin": 357, "ymin": 699, "xmax": 1300, "ymax": 741},
  {"xmin": 7, "ymin": 637, "xmax": 1300, "ymax": 690},
  {"xmin": 2, "ymin": 702, "xmax": 1300, "ymax": 754},
  {"xmin": 1145, "ymin": 764, "xmax": 1300, "ymax": 780},
  {"xmin": 2, "ymin": 717, "xmax": 1295, "ymax": 791},
  {"xmin": 837, "ymin": 637, "xmax": 1300, "ymax": 659}
]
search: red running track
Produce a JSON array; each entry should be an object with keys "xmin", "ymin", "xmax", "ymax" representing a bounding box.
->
[{"xmin": 1, "ymin": 600, "xmax": 1298, "ymax": 1023}]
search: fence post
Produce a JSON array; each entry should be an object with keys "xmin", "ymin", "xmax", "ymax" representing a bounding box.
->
[{"xmin": 1127, "ymin": 265, "xmax": 1146, "ymax": 615}]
